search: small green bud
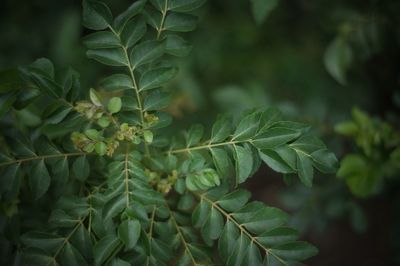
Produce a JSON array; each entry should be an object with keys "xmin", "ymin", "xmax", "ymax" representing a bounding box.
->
[
  {"xmin": 116, "ymin": 132, "xmax": 125, "ymax": 141},
  {"xmin": 144, "ymin": 112, "xmax": 159, "ymax": 125},
  {"xmin": 74, "ymin": 101, "xmax": 92, "ymax": 113},
  {"xmin": 106, "ymin": 140, "xmax": 119, "ymax": 156}
]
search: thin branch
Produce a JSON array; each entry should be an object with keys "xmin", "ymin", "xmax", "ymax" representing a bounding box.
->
[
  {"xmin": 166, "ymin": 139, "xmax": 247, "ymax": 154},
  {"xmin": 157, "ymin": 0, "xmax": 169, "ymax": 40}
]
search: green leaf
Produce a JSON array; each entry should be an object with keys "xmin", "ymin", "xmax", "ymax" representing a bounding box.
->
[
  {"xmin": 30, "ymin": 160, "xmax": 51, "ymax": 199},
  {"xmin": 233, "ymin": 112, "xmax": 260, "ymax": 141},
  {"xmin": 52, "ymin": 157, "xmax": 69, "ymax": 188},
  {"xmin": 108, "ymin": 97, "xmax": 122, "ymax": 113},
  {"xmin": 250, "ymin": 0, "xmax": 279, "ymax": 25},
  {"xmin": 103, "ymin": 194, "xmax": 127, "ymax": 221},
  {"xmin": 337, "ymin": 154, "xmax": 380, "ymax": 197},
  {"xmin": 151, "ymin": 238, "xmax": 173, "ymax": 261},
  {"xmin": 87, "ymin": 48, "xmax": 129, "ymax": 66},
  {"xmin": 49, "ymin": 210, "xmax": 77, "ymax": 228},
  {"xmin": 85, "ymin": 129, "xmax": 101, "ymax": 140},
  {"xmin": 164, "ymin": 35, "xmax": 192, "ymax": 57},
  {"xmin": 252, "ymin": 127, "xmax": 300, "ymax": 149},
  {"xmin": 0, "ymin": 92, "xmax": 18, "ymax": 117},
  {"xmin": 100, "ymin": 74, "xmax": 133, "ymax": 91},
  {"xmin": 0, "ymin": 164, "xmax": 20, "ymax": 202},
  {"xmin": 186, "ymin": 124, "xmax": 204, "ymax": 147},
  {"xmin": 334, "ymin": 121, "xmax": 358, "ymax": 136},
  {"xmin": 218, "ymin": 220, "xmax": 239, "ymax": 259},
  {"xmin": 82, "ymin": 0, "xmax": 113, "ymax": 30},
  {"xmin": 201, "ymin": 206, "xmax": 224, "ymax": 240},
  {"xmin": 296, "ymin": 152, "xmax": 314, "ymax": 187},
  {"xmin": 21, "ymin": 249, "xmax": 57, "ymax": 266},
  {"xmin": 217, "ymin": 189, "xmax": 251, "ymax": 212},
  {"xmin": 89, "ymin": 89, "xmax": 103, "ymax": 106},
  {"xmin": 324, "ymin": 36, "xmax": 353, "ymax": 85},
  {"xmin": 233, "ymin": 202, "xmax": 288, "ymax": 234},
  {"xmin": 233, "ymin": 145, "xmax": 254, "ymax": 184},
  {"xmin": 242, "ymin": 241, "xmax": 262, "ymax": 265},
  {"xmin": 143, "ymin": 91, "xmax": 170, "ymax": 111},
  {"xmin": 120, "ymin": 96, "xmax": 139, "ymax": 112},
  {"xmin": 83, "ymin": 31, "xmax": 120, "ymax": 49},
  {"xmin": 144, "ymin": 5, "xmax": 162, "ymax": 29},
  {"xmin": 72, "ymin": 156, "xmax": 90, "ymax": 182},
  {"xmin": 139, "ymin": 67, "xmax": 178, "ymax": 91},
  {"xmin": 270, "ymin": 241, "xmax": 318, "ymax": 261},
  {"xmin": 186, "ymin": 168, "xmax": 220, "ymax": 191},
  {"xmin": 226, "ymin": 233, "xmax": 250, "ymax": 265},
  {"xmin": 143, "ymin": 130, "xmax": 154, "ymax": 143},
  {"xmin": 210, "ymin": 115, "xmax": 232, "ymax": 143},
  {"xmin": 177, "ymin": 193, "xmax": 195, "ymax": 211},
  {"xmin": 30, "ymin": 58, "xmax": 54, "ymax": 78},
  {"xmin": 210, "ymin": 148, "xmax": 233, "ymax": 179},
  {"xmin": 21, "ymin": 231, "xmax": 64, "ymax": 252},
  {"xmin": 257, "ymin": 227, "xmax": 299, "ymax": 246},
  {"xmin": 259, "ymin": 149, "xmax": 294, "ymax": 174},
  {"xmin": 121, "ymin": 17, "xmax": 147, "ymax": 48},
  {"xmin": 114, "ymin": 0, "xmax": 146, "ymax": 32},
  {"xmin": 0, "ymin": 68, "xmax": 29, "ymax": 93},
  {"xmin": 60, "ymin": 242, "xmax": 88, "ymax": 266},
  {"xmin": 111, "ymin": 258, "xmax": 131, "ymax": 266},
  {"xmin": 118, "ymin": 219, "xmax": 141, "ymax": 249},
  {"xmin": 95, "ymin": 142, "xmax": 107, "ymax": 156},
  {"xmin": 168, "ymin": 0, "xmax": 206, "ymax": 12},
  {"xmin": 164, "ymin": 13, "xmax": 198, "ymax": 32},
  {"xmin": 130, "ymin": 40, "xmax": 164, "ymax": 68},
  {"xmin": 98, "ymin": 116, "xmax": 111, "ymax": 127},
  {"xmin": 311, "ymin": 149, "xmax": 338, "ymax": 174},
  {"xmin": 28, "ymin": 70, "xmax": 63, "ymax": 98},
  {"xmin": 71, "ymin": 225, "xmax": 93, "ymax": 259},
  {"xmin": 149, "ymin": 0, "xmax": 166, "ymax": 11},
  {"xmin": 192, "ymin": 200, "xmax": 211, "ymax": 228},
  {"xmin": 93, "ymin": 234, "xmax": 121, "ymax": 265}
]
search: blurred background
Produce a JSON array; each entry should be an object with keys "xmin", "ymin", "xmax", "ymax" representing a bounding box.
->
[{"xmin": 1, "ymin": 0, "xmax": 400, "ymax": 265}]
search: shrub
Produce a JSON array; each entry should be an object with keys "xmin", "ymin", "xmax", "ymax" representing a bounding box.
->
[{"xmin": 0, "ymin": 0, "xmax": 338, "ymax": 265}]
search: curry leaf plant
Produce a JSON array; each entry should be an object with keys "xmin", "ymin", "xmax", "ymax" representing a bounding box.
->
[{"xmin": 0, "ymin": 0, "xmax": 338, "ymax": 265}]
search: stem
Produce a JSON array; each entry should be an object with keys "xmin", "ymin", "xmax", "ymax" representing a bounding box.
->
[
  {"xmin": 157, "ymin": 0, "xmax": 168, "ymax": 40},
  {"xmin": 108, "ymin": 26, "xmax": 150, "ymax": 157},
  {"xmin": 166, "ymin": 139, "xmax": 247, "ymax": 154},
  {"xmin": 0, "ymin": 152, "xmax": 88, "ymax": 168}
]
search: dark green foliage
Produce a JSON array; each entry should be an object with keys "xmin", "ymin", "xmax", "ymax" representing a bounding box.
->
[
  {"xmin": 0, "ymin": 0, "xmax": 338, "ymax": 265},
  {"xmin": 336, "ymin": 107, "xmax": 400, "ymax": 197}
]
